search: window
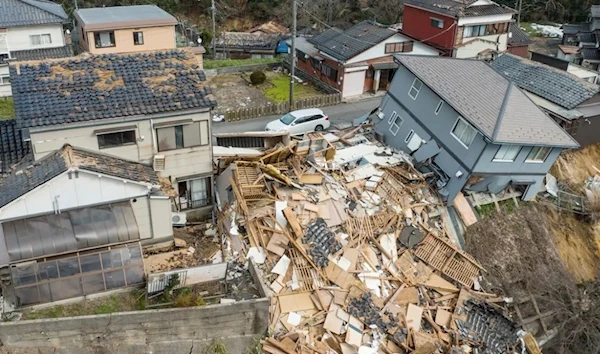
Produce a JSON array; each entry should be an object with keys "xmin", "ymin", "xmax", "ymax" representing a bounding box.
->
[
  {"xmin": 526, "ymin": 146, "xmax": 551, "ymax": 163},
  {"xmin": 389, "ymin": 113, "xmax": 403, "ymax": 136},
  {"xmin": 493, "ymin": 145, "xmax": 521, "ymax": 162},
  {"xmin": 178, "ymin": 176, "xmax": 212, "ymax": 210},
  {"xmin": 94, "ymin": 31, "xmax": 116, "ymax": 48},
  {"xmin": 297, "ymin": 50, "xmax": 307, "ymax": 61},
  {"xmin": 385, "ymin": 41, "xmax": 414, "ymax": 54},
  {"xmin": 97, "ymin": 130, "xmax": 136, "ymax": 149},
  {"xmin": 431, "ymin": 18, "xmax": 444, "ymax": 28},
  {"xmin": 156, "ymin": 121, "xmax": 209, "ymax": 152},
  {"xmin": 133, "ymin": 31, "xmax": 144, "ymax": 45},
  {"xmin": 405, "ymin": 130, "xmax": 414, "ymax": 143},
  {"xmin": 30, "ymin": 34, "xmax": 52, "ymax": 46},
  {"xmin": 321, "ymin": 64, "xmax": 338, "ymax": 80},
  {"xmin": 435, "ymin": 100, "xmax": 444, "ymax": 115},
  {"xmin": 408, "ymin": 78, "xmax": 422, "ymax": 100},
  {"xmin": 388, "ymin": 111, "xmax": 397, "ymax": 124},
  {"xmin": 0, "ymin": 75, "xmax": 9, "ymax": 85},
  {"xmin": 462, "ymin": 23, "xmax": 507, "ymax": 38},
  {"xmin": 451, "ymin": 117, "xmax": 477, "ymax": 148},
  {"xmin": 311, "ymin": 57, "xmax": 321, "ymax": 70}
]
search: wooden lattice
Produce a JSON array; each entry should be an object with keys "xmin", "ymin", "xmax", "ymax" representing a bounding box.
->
[
  {"xmin": 414, "ymin": 233, "xmax": 484, "ymax": 287},
  {"xmin": 288, "ymin": 248, "xmax": 324, "ymax": 292}
]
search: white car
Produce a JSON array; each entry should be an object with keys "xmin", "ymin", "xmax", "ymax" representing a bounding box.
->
[{"xmin": 265, "ymin": 108, "xmax": 330, "ymax": 135}]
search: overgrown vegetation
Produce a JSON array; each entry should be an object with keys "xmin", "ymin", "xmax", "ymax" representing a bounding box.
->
[
  {"xmin": 0, "ymin": 98, "xmax": 14, "ymax": 119},
  {"xmin": 261, "ymin": 72, "xmax": 322, "ymax": 102},
  {"xmin": 205, "ymin": 339, "xmax": 228, "ymax": 354},
  {"xmin": 203, "ymin": 58, "xmax": 279, "ymax": 70},
  {"xmin": 249, "ymin": 70, "xmax": 267, "ymax": 85}
]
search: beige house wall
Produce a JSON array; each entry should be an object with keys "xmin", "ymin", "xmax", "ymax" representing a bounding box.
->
[
  {"xmin": 80, "ymin": 25, "xmax": 176, "ymax": 54},
  {"xmin": 131, "ymin": 196, "xmax": 173, "ymax": 246},
  {"xmin": 30, "ymin": 111, "xmax": 213, "ymax": 182}
]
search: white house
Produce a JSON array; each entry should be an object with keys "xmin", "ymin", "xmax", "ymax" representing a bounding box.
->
[{"xmin": 0, "ymin": 0, "xmax": 72, "ymax": 97}]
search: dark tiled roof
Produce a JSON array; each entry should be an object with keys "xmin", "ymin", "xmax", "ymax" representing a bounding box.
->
[
  {"xmin": 0, "ymin": 0, "xmax": 67, "ymax": 27},
  {"xmin": 395, "ymin": 55, "xmax": 579, "ymax": 148},
  {"xmin": 404, "ymin": 0, "xmax": 515, "ymax": 18},
  {"xmin": 592, "ymin": 5, "xmax": 600, "ymax": 18},
  {"xmin": 562, "ymin": 23, "xmax": 590, "ymax": 34},
  {"xmin": 10, "ymin": 49, "xmax": 216, "ymax": 129},
  {"xmin": 508, "ymin": 23, "xmax": 532, "ymax": 46},
  {"xmin": 0, "ymin": 144, "xmax": 159, "ymax": 208},
  {"xmin": 0, "ymin": 119, "xmax": 31, "ymax": 174},
  {"xmin": 214, "ymin": 32, "xmax": 280, "ymax": 49},
  {"xmin": 581, "ymin": 47, "xmax": 600, "ymax": 61},
  {"xmin": 308, "ymin": 21, "xmax": 396, "ymax": 62},
  {"xmin": 491, "ymin": 53, "xmax": 600, "ymax": 109},
  {"xmin": 577, "ymin": 32, "xmax": 596, "ymax": 43},
  {"xmin": 8, "ymin": 45, "xmax": 72, "ymax": 62}
]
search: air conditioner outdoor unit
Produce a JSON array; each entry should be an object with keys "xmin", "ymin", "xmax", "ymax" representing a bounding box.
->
[
  {"xmin": 153, "ymin": 155, "xmax": 166, "ymax": 171},
  {"xmin": 171, "ymin": 212, "xmax": 187, "ymax": 227}
]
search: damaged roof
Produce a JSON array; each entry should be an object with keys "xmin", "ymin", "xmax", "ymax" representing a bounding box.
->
[
  {"xmin": 404, "ymin": 0, "xmax": 516, "ymax": 18},
  {"xmin": 0, "ymin": 119, "xmax": 31, "ymax": 174},
  {"xmin": 395, "ymin": 54, "xmax": 579, "ymax": 148},
  {"xmin": 0, "ymin": 144, "xmax": 159, "ymax": 208},
  {"xmin": 562, "ymin": 23, "xmax": 590, "ymax": 34},
  {"xmin": 490, "ymin": 53, "xmax": 600, "ymax": 109},
  {"xmin": 308, "ymin": 21, "xmax": 396, "ymax": 61},
  {"xmin": 508, "ymin": 23, "xmax": 533, "ymax": 46},
  {"xmin": 0, "ymin": 0, "xmax": 68, "ymax": 27},
  {"xmin": 248, "ymin": 21, "xmax": 289, "ymax": 35},
  {"xmin": 214, "ymin": 32, "xmax": 281, "ymax": 50},
  {"xmin": 9, "ymin": 49, "xmax": 216, "ymax": 129}
]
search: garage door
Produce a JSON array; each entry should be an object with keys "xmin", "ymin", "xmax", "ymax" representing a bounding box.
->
[{"xmin": 342, "ymin": 71, "xmax": 366, "ymax": 98}]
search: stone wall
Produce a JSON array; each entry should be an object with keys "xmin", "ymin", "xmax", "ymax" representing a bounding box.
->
[{"xmin": 0, "ymin": 299, "xmax": 269, "ymax": 354}]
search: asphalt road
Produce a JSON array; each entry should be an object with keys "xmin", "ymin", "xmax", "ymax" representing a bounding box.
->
[{"xmin": 212, "ymin": 96, "xmax": 383, "ymax": 134}]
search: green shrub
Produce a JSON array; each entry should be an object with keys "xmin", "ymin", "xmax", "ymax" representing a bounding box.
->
[
  {"xmin": 173, "ymin": 292, "xmax": 206, "ymax": 308},
  {"xmin": 250, "ymin": 70, "xmax": 266, "ymax": 85}
]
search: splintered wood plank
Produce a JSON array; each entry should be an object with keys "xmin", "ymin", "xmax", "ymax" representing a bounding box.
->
[{"xmin": 453, "ymin": 192, "xmax": 478, "ymax": 227}]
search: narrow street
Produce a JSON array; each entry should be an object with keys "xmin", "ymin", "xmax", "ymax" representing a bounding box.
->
[{"xmin": 211, "ymin": 97, "xmax": 383, "ymax": 134}]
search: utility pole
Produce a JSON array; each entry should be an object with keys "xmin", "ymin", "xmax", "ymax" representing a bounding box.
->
[
  {"xmin": 211, "ymin": 0, "xmax": 217, "ymax": 58},
  {"xmin": 289, "ymin": 0, "xmax": 297, "ymax": 111},
  {"xmin": 517, "ymin": 0, "xmax": 522, "ymax": 27}
]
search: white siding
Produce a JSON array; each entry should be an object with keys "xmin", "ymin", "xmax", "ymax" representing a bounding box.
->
[
  {"xmin": 454, "ymin": 34, "xmax": 508, "ymax": 58},
  {"xmin": 457, "ymin": 14, "xmax": 513, "ymax": 26},
  {"xmin": 0, "ymin": 170, "xmax": 150, "ymax": 221},
  {"xmin": 342, "ymin": 70, "xmax": 366, "ymax": 98},
  {"xmin": 6, "ymin": 24, "xmax": 65, "ymax": 51},
  {"xmin": 346, "ymin": 34, "xmax": 439, "ymax": 64}
]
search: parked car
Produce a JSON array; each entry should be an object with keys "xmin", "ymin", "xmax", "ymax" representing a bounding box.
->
[{"xmin": 265, "ymin": 108, "xmax": 330, "ymax": 135}]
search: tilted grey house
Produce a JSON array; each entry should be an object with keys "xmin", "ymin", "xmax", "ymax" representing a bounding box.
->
[{"xmin": 374, "ymin": 55, "xmax": 579, "ymax": 204}]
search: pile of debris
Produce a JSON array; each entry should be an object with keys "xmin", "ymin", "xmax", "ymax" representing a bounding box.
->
[{"xmin": 216, "ymin": 129, "xmax": 541, "ymax": 354}]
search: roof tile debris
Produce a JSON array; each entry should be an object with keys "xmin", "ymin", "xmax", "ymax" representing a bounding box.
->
[
  {"xmin": 491, "ymin": 53, "xmax": 600, "ymax": 110},
  {"xmin": 219, "ymin": 130, "xmax": 532, "ymax": 353},
  {"xmin": 248, "ymin": 21, "xmax": 289, "ymax": 35},
  {"xmin": 214, "ymin": 32, "xmax": 281, "ymax": 50},
  {"xmin": 0, "ymin": 119, "xmax": 31, "ymax": 174},
  {"xmin": 404, "ymin": 0, "xmax": 516, "ymax": 18},
  {"xmin": 0, "ymin": 0, "xmax": 68, "ymax": 27},
  {"xmin": 0, "ymin": 144, "xmax": 159, "ymax": 208},
  {"xmin": 9, "ymin": 49, "xmax": 216, "ymax": 129},
  {"xmin": 396, "ymin": 54, "xmax": 579, "ymax": 148},
  {"xmin": 308, "ymin": 21, "xmax": 396, "ymax": 61}
]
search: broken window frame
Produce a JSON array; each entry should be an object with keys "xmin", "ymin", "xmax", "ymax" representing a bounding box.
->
[{"xmin": 177, "ymin": 176, "xmax": 212, "ymax": 210}]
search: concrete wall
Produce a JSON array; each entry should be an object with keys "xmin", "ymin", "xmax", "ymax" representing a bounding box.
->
[
  {"xmin": 7, "ymin": 24, "xmax": 66, "ymax": 51},
  {"xmin": 82, "ymin": 26, "xmax": 176, "ymax": 54},
  {"xmin": 0, "ymin": 299, "xmax": 269, "ymax": 354},
  {"xmin": 30, "ymin": 111, "xmax": 213, "ymax": 182}
]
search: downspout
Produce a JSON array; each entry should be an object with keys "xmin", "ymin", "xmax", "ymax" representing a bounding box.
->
[{"xmin": 146, "ymin": 192, "xmax": 155, "ymax": 240}]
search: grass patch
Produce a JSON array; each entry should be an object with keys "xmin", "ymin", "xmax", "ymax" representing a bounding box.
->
[
  {"xmin": 204, "ymin": 58, "xmax": 280, "ymax": 69},
  {"xmin": 476, "ymin": 199, "xmax": 519, "ymax": 219},
  {"xmin": 520, "ymin": 22, "xmax": 544, "ymax": 37},
  {"xmin": 23, "ymin": 291, "xmax": 145, "ymax": 320},
  {"xmin": 0, "ymin": 98, "xmax": 15, "ymax": 119},
  {"xmin": 261, "ymin": 72, "xmax": 322, "ymax": 102}
]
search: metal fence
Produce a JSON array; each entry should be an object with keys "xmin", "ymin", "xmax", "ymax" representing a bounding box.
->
[{"xmin": 224, "ymin": 93, "xmax": 342, "ymax": 122}]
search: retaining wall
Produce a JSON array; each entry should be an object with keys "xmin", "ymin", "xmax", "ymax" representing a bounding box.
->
[{"xmin": 0, "ymin": 298, "xmax": 269, "ymax": 354}]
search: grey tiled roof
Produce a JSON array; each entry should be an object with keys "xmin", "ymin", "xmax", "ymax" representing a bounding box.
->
[
  {"xmin": 592, "ymin": 5, "xmax": 600, "ymax": 18},
  {"xmin": 508, "ymin": 23, "xmax": 532, "ymax": 46},
  {"xmin": 75, "ymin": 5, "xmax": 176, "ymax": 26},
  {"xmin": 9, "ymin": 45, "xmax": 72, "ymax": 62},
  {"xmin": 395, "ymin": 55, "xmax": 579, "ymax": 148},
  {"xmin": 581, "ymin": 47, "xmax": 600, "ymax": 61},
  {"xmin": 577, "ymin": 32, "xmax": 596, "ymax": 43},
  {"xmin": 0, "ymin": 119, "xmax": 31, "ymax": 174},
  {"xmin": 404, "ymin": 0, "xmax": 515, "ymax": 18},
  {"xmin": 0, "ymin": 0, "xmax": 67, "ymax": 27},
  {"xmin": 10, "ymin": 49, "xmax": 216, "ymax": 129},
  {"xmin": 214, "ymin": 32, "xmax": 280, "ymax": 50},
  {"xmin": 562, "ymin": 23, "xmax": 590, "ymax": 34},
  {"xmin": 490, "ymin": 53, "xmax": 600, "ymax": 109},
  {"xmin": 0, "ymin": 144, "xmax": 159, "ymax": 208},
  {"xmin": 308, "ymin": 21, "xmax": 396, "ymax": 61}
]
